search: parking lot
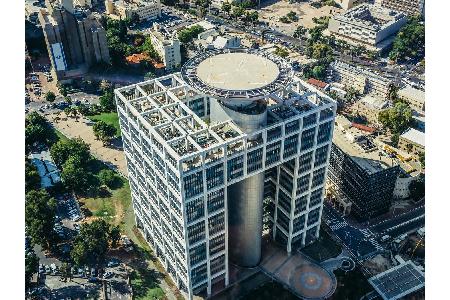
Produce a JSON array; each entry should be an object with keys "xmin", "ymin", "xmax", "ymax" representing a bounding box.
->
[{"xmin": 259, "ymin": 1, "xmax": 343, "ymax": 36}]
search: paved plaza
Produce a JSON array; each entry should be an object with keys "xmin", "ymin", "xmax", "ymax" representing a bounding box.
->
[{"xmin": 259, "ymin": 238, "xmax": 336, "ymax": 299}]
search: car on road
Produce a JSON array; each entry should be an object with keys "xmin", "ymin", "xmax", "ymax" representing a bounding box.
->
[
  {"xmin": 45, "ymin": 265, "xmax": 51, "ymax": 274},
  {"xmin": 88, "ymin": 277, "xmax": 101, "ymax": 283},
  {"xmin": 103, "ymin": 271, "xmax": 113, "ymax": 279}
]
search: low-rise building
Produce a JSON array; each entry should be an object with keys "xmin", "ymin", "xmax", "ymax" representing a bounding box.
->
[
  {"xmin": 149, "ymin": 24, "xmax": 181, "ymax": 69},
  {"xmin": 375, "ymin": 0, "xmax": 424, "ymax": 17},
  {"xmin": 351, "ymin": 95, "xmax": 390, "ymax": 125},
  {"xmin": 398, "ymin": 128, "xmax": 425, "ymax": 158},
  {"xmin": 397, "ymin": 85, "xmax": 425, "ymax": 112},
  {"xmin": 328, "ymin": 4, "xmax": 407, "ymax": 51},
  {"xmin": 328, "ymin": 61, "xmax": 393, "ymax": 100},
  {"xmin": 105, "ymin": 0, "xmax": 161, "ymax": 21},
  {"xmin": 328, "ymin": 116, "xmax": 400, "ymax": 220},
  {"xmin": 196, "ymin": 29, "xmax": 241, "ymax": 50}
]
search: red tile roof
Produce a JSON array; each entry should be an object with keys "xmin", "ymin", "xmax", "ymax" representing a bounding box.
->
[
  {"xmin": 352, "ymin": 122, "xmax": 376, "ymax": 133},
  {"xmin": 307, "ymin": 78, "xmax": 327, "ymax": 89}
]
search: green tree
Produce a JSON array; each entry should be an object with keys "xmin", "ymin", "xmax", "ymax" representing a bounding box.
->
[
  {"xmin": 378, "ymin": 102, "xmax": 413, "ymax": 134},
  {"xmin": 25, "ymin": 159, "xmax": 41, "ymax": 192},
  {"xmin": 293, "ymin": 25, "xmax": 307, "ymax": 38},
  {"xmin": 93, "ymin": 121, "xmax": 117, "ymax": 145},
  {"xmin": 231, "ymin": 6, "xmax": 245, "ymax": 20},
  {"xmin": 178, "ymin": 25, "xmax": 205, "ymax": 43},
  {"xmin": 100, "ymin": 89, "xmax": 116, "ymax": 112},
  {"xmin": 71, "ymin": 219, "xmax": 112, "ymax": 266},
  {"xmin": 25, "ymin": 190, "xmax": 57, "ymax": 251},
  {"xmin": 50, "ymin": 138, "xmax": 91, "ymax": 168},
  {"xmin": 45, "ymin": 91, "xmax": 56, "ymax": 102},
  {"xmin": 221, "ymin": 2, "xmax": 231, "ymax": 16},
  {"xmin": 25, "ymin": 250, "xmax": 39, "ymax": 289},
  {"xmin": 60, "ymin": 262, "xmax": 72, "ymax": 282},
  {"xmin": 98, "ymin": 169, "xmax": 120, "ymax": 189},
  {"xmin": 389, "ymin": 16, "xmax": 425, "ymax": 63},
  {"xmin": 312, "ymin": 64, "xmax": 327, "ymax": 80},
  {"xmin": 286, "ymin": 11, "xmax": 298, "ymax": 22},
  {"xmin": 110, "ymin": 225, "xmax": 121, "ymax": 248},
  {"xmin": 61, "ymin": 156, "xmax": 98, "ymax": 194},
  {"xmin": 274, "ymin": 46, "xmax": 289, "ymax": 58},
  {"xmin": 25, "ymin": 112, "xmax": 57, "ymax": 151}
]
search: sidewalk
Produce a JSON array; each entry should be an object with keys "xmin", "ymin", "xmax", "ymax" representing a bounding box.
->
[{"xmin": 46, "ymin": 113, "xmax": 128, "ymax": 177}]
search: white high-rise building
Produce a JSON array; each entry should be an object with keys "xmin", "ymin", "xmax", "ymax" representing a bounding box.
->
[{"xmin": 115, "ymin": 49, "xmax": 336, "ymax": 299}]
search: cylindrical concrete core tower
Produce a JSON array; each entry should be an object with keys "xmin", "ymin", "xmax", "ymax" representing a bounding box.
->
[
  {"xmin": 181, "ymin": 49, "xmax": 293, "ymax": 268},
  {"xmin": 211, "ymin": 99, "xmax": 268, "ymax": 267}
]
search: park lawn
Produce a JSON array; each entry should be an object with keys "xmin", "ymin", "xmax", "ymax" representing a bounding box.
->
[
  {"xmin": 79, "ymin": 179, "xmax": 131, "ymax": 226},
  {"xmin": 54, "ymin": 128, "xmax": 69, "ymax": 142},
  {"xmin": 130, "ymin": 268, "xmax": 166, "ymax": 300},
  {"xmin": 90, "ymin": 112, "xmax": 121, "ymax": 136}
]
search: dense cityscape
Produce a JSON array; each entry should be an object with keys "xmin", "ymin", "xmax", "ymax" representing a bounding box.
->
[{"xmin": 24, "ymin": 0, "xmax": 425, "ymax": 299}]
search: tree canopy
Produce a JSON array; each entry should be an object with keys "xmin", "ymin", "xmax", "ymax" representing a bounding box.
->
[
  {"xmin": 25, "ymin": 250, "xmax": 39, "ymax": 288},
  {"xmin": 389, "ymin": 16, "xmax": 425, "ymax": 63},
  {"xmin": 50, "ymin": 138, "xmax": 91, "ymax": 168},
  {"xmin": 25, "ymin": 190, "xmax": 57, "ymax": 251},
  {"xmin": 26, "ymin": 159, "xmax": 41, "ymax": 192},
  {"xmin": 25, "ymin": 112, "xmax": 57, "ymax": 152},
  {"xmin": 378, "ymin": 102, "xmax": 413, "ymax": 134},
  {"xmin": 45, "ymin": 91, "xmax": 56, "ymax": 102},
  {"xmin": 71, "ymin": 219, "xmax": 116, "ymax": 266},
  {"xmin": 93, "ymin": 121, "xmax": 117, "ymax": 145},
  {"xmin": 100, "ymin": 89, "xmax": 116, "ymax": 112},
  {"xmin": 178, "ymin": 25, "xmax": 204, "ymax": 43}
]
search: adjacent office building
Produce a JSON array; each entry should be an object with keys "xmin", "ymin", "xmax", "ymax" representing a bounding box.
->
[
  {"xmin": 149, "ymin": 24, "xmax": 181, "ymax": 70},
  {"xmin": 115, "ymin": 49, "xmax": 336, "ymax": 298},
  {"xmin": 105, "ymin": 0, "xmax": 161, "ymax": 21},
  {"xmin": 328, "ymin": 4, "xmax": 407, "ymax": 51},
  {"xmin": 328, "ymin": 60, "xmax": 393, "ymax": 100},
  {"xmin": 398, "ymin": 128, "xmax": 425, "ymax": 158},
  {"xmin": 375, "ymin": 0, "xmax": 425, "ymax": 17},
  {"xmin": 328, "ymin": 116, "xmax": 399, "ymax": 220},
  {"xmin": 39, "ymin": 0, "xmax": 110, "ymax": 81}
]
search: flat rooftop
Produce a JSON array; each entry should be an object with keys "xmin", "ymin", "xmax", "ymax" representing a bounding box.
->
[
  {"xmin": 196, "ymin": 52, "xmax": 280, "ymax": 91},
  {"xmin": 400, "ymin": 128, "xmax": 425, "ymax": 147},
  {"xmin": 398, "ymin": 86, "xmax": 425, "ymax": 104},
  {"xmin": 181, "ymin": 49, "xmax": 293, "ymax": 101},
  {"xmin": 369, "ymin": 261, "xmax": 424, "ymax": 300},
  {"xmin": 333, "ymin": 124, "xmax": 397, "ymax": 174}
]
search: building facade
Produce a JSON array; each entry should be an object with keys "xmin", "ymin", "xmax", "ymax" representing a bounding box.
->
[
  {"xmin": 328, "ymin": 60, "xmax": 393, "ymax": 100},
  {"xmin": 328, "ymin": 122, "xmax": 399, "ymax": 220},
  {"xmin": 105, "ymin": 0, "xmax": 161, "ymax": 21},
  {"xmin": 39, "ymin": 1, "xmax": 110, "ymax": 81},
  {"xmin": 397, "ymin": 86, "xmax": 425, "ymax": 112},
  {"xmin": 328, "ymin": 4, "xmax": 407, "ymax": 51},
  {"xmin": 375, "ymin": 0, "xmax": 424, "ymax": 16},
  {"xmin": 398, "ymin": 128, "xmax": 425, "ymax": 158},
  {"xmin": 149, "ymin": 26, "xmax": 181, "ymax": 70},
  {"xmin": 115, "ymin": 49, "xmax": 336, "ymax": 299}
]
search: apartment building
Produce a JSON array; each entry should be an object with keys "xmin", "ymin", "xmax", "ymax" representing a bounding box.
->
[
  {"xmin": 375, "ymin": 0, "xmax": 424, "ymax": 16},
  {"xmin": 328, "ymin": 60, "xmax": 393, "ymax": 100},
  {"xmin": 39, "ymin": 0, "xmax": 110, "ymax": 81},
  {"xmin": 398, "ymin": 128, "xmax": 425, "ymax": 157},
  {"xmin": 397, "ymin": 85, "xmax": 425, "ymax": 112},
  {"xmin": 328, "ymin": 117, "xmax": 400, "ymax": 220},
  {"xmin": 351, "ymin": 95, "xmax": 390, "ymax": 124},
  {"xmin": 105, "ymin": 0, "xmax": 161, "ymax": 21},
  {"xmin": 114, "ymin": 49, "xmax": 336, "ymax": 298},
  {"xmin": 328, "ymin": 4, "xmax": 407, "ymax": 51},
  {"xmin": 149, "ymin": 25, "xmax": 181, "ymax": 70}
]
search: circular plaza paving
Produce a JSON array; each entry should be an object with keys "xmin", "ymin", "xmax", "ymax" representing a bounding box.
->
[{"xmin": 289, "ymin": 264, "xmax": 336, "ymax": 299}]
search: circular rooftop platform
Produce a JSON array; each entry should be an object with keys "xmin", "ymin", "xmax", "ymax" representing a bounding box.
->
[{"xmin": 181, "ymin": 49, "xmax": 293, "ymax": 101}]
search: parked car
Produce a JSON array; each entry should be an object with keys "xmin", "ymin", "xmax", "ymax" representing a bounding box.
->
[
  {"xmin": 91, "ymin": 268, "xmax": 97, "ymax": 277},
  {"xmin": 88, "ymin": 277, "xmax": 101, "ymax": 283},
  {"xmin": 103, "ymin": 271, "xmax": 113, "ymax": 279},
  {"xmin": 107, "ymin": 259, "xmax": 120, "ymax": 268}
]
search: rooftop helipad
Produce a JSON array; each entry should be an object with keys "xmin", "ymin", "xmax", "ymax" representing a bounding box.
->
[{"xmin": 181, "ymin": 49, "xmax": 293, "ymax": 101}]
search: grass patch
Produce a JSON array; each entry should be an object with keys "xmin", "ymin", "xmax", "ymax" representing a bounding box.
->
[
  {"xmin": 333, "ymin": 268, "xmax": 373, "ymax": 300},
  {"xmin": 90, "ymin": 112, "xmax": 121, "ymax": 136},
  {"xmin": 130, "ymin": 268, "xmax": 166, "ymax": 300},
  {"xmin": 79, "ymin": 179, "xmax": 131, "ymax": 225},
  {"xmin": 54, "ymin": 128, "xmax": 69, "ymax": 142},
  {"xmin": 301, "ymin": 228, "xmax": 342, "ymax": 262}
]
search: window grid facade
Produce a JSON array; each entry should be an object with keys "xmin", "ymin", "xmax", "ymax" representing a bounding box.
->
[{"xmin": 115, "ymin": 73, "xmax": 336, "ymax": 299}]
